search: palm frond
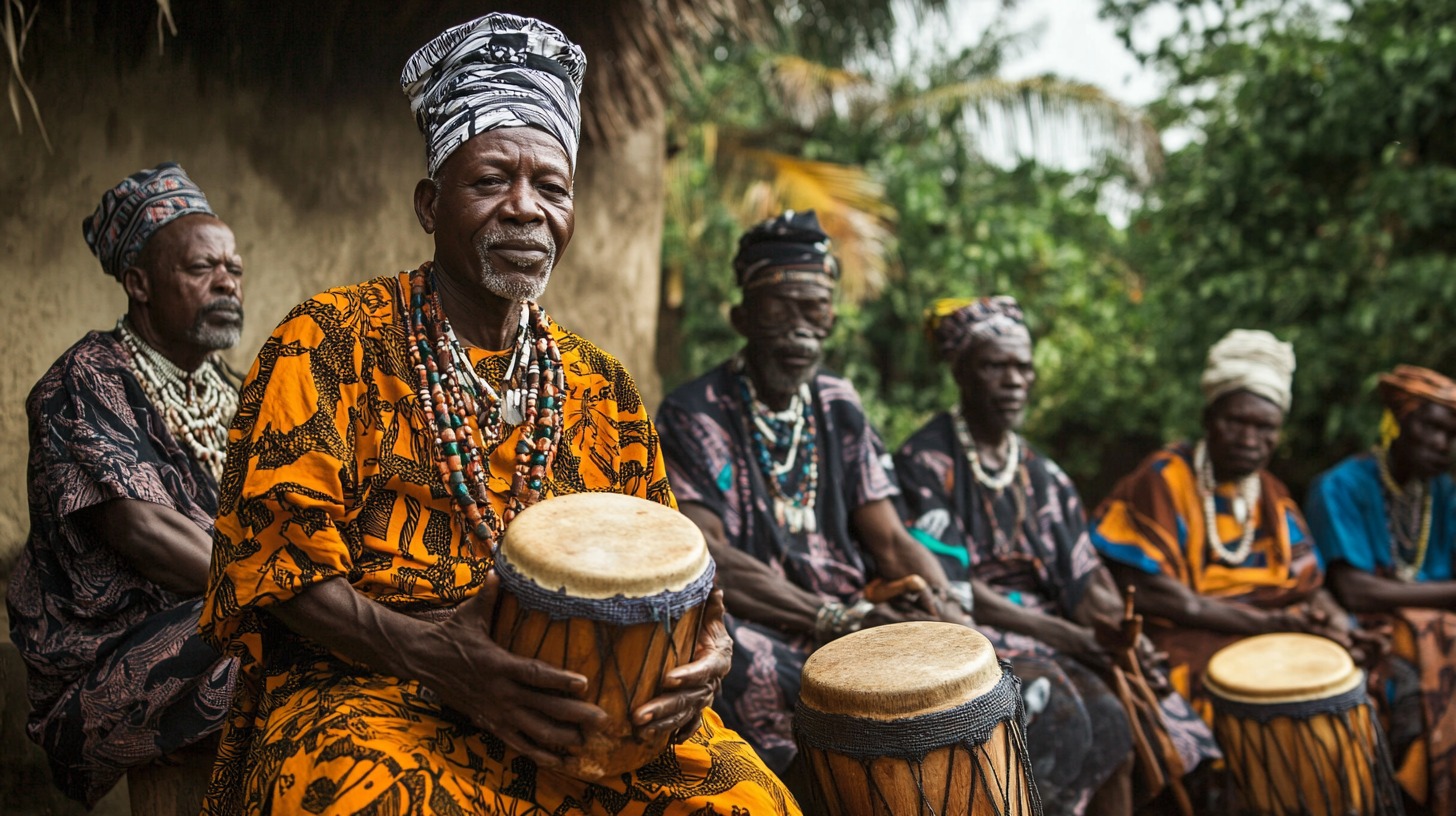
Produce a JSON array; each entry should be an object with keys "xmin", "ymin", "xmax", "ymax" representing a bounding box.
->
[
  {"xmin": 761, "ymin": 53, "xmax": 875, "ymax": 127},
  {"xmin": 733, "ymin": 147, "xmax": 896, "ymax": 302},
  {"xmin": 887, "ymin": 74, "xmax": 1164, "ymax": 180}
]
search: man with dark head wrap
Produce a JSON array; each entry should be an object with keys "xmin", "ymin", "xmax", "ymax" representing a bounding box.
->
[
  {"xmin": 199, "ymin": 14, "xmax": 794, "ymax": 816},
  {"xmin": 896, "ymin": 297, "xmax": 1217, "ymax": 815},
  {"xmin": 1090, "ymin": 329, "xmax": 1361, "ymax": 715},
  {"xmin": 1307, "ymin": 365, "xmax": 1456, "ymax": 812},
  {"xmin": 5, "ymin": 163, "xmax": 241, "ymax": 806},
  {"xmin": 656, "ymin": 210, "xmax": 970, "ymax": 782}
]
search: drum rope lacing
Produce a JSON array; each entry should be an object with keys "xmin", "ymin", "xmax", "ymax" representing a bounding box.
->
[
  {"xmin": 794, "ymin": 661, "xmax": 1026, "ymax": 759},
  {"xmin": 493, "ymin": 548, "xmax": 716, "ymax": 625},
  {"xmin": 1212, "ymin": 682, "xmax": 1406, "ymax": 816},
  {"xmin": 796, "ymin": 663, "xmax": 1043, "ymax": 816}
]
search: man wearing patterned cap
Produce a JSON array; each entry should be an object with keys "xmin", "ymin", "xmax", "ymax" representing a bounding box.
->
[
  {"xmin": 1307, "ymin": 365, "xmax": 1456, "ymax": 812},
  {"xmin": 896, "ymin": 297, "xmax": 1217, "ymax": 816},
  {"xmin": 1091, "ymin": 329, "xmax": 1359, "ymax": 717},
  {"xmin": 5, "ymin": 162, "xmax": 242, "ymax": 805},
  {"xmin": 200, "ymin": 14, "xmax": 794, "ymax": 816},
  {"xmin": 657, "ymin": 210, "xmax": 969, "ymax": 784}
]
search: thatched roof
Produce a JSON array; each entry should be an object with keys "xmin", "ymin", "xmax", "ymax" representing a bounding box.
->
[{"xmin": 14, "ymin": 0, "xmax": 762, "ymax": 143}]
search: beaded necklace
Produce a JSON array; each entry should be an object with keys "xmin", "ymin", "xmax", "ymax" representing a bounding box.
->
[
  {"xmin": 116, "ymin": 318, "xmax": 237, "ymax": 483},
  {"xmin": 400, "ymin": 264, "xmax": 564, "ymax": 554},
  {"xmin": 952, "ymin": 405, "xmax": 1027, "ymax": 556},
  {"xmin": 736, "ymin": 362, "xmax": 819, "ymax": 534},
  {"xmin": 1376, "ymin": 446, "xmax": 1432, "ymax": 581},
  {"xmin": 1193, "ymin": 439, "xmax": 1261, "ymax": 565},
  {"xmin": 952, "ymin": 405, "xmax": 1021, "ymax": 492}
]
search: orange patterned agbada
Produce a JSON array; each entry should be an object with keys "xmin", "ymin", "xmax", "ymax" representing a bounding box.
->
[{"xmin": 199, "ymin": 272, "xmax": 797, "ymax": 816}]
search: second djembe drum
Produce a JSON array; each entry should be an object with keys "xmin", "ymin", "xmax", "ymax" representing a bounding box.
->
[
  {"xmin": 491, "ymin": 492, "xmax": 714, "ymax": 781},
  {"xmin": 1205, "ymin": 632, "xmax": 1404, "ymax": 816},
  {"xmin": 795, "ymin": 621, "xmax": 1042, "ymax": 816}
]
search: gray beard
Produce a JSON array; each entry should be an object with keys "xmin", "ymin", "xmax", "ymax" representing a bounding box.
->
[
  {"xmin": 188, "ymin": 300, "xmax": 243, "ymax": 350},
  {"xmin": 475, "ymin": 227, "xmax": 556, "ymax": 302}
]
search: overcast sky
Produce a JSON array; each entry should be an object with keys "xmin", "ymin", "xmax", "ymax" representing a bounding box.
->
[{"xmin": 892, "ymin": 0, "xmax": 1182, "ymax": 171}]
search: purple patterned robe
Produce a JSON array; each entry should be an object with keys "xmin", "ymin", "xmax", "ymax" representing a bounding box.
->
[
  {"xmin": 895, "ymin": 412, "xmax": 1217, "ymax": 814},
  {"xmin": 656, "ymin": 362, "xmax": 897, "ymax": 773},
  {"xmin": 5, "ymin": 330, "xmax": 237, "ymax": 805}
]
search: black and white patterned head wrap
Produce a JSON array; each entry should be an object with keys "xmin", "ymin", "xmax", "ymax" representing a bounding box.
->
[
  {"xmin": 401, "ymin": 13, "xmax": 586, "ymax": 178},
  {"xmin": 732, "ymin": 209, "xmax": 840, "ymax": 292}
]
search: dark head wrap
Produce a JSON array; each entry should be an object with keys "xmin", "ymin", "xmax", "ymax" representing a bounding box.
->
[
  {"xmin": 924, "ymin": 296, "xmax": 1030, "ymax": 364},
  {"xmin": 733, "ymin": 209, "xmax": 840, "ymax": 292},
  {"xmin": 401, "ymin": 13, "xmax": 586, "ymax": 177},
  {"xmin": 82, "ymin": 163, "xmax": 216, "ymax": 280},
  {"xmin": 1378, "ymin": 365, "xmax": 1456, "ymax": 419}
]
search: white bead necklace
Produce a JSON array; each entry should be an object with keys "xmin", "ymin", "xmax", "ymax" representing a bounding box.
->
[
  {"xmin": 446, "ymin": 305, "xmax": 531, "ymax": 426},
  {"xmin": 117, "ymin": 318, "xmax": 238, "ymax": 484},
  {"xmin": 1193, "ymin": 438, "xmax": 1261, "ymax": 565},
  {"xmin": 953, "ymin": 405, "xmax": 1021, "ymax": 492}
]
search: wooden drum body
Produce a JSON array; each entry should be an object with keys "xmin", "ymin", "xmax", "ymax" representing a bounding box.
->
[
  {"xmin": 491, "ymin": 493, "xmax": 713, "ymax": 781},
  {"xmin": 795, "ymin": 622, "xmax": 1042, "ymax": 816},
  {"xmin": 1205, "ymin": 632, "xmax": 1404, "ymax": 816}
]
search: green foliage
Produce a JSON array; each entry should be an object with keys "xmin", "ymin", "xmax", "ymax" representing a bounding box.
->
[
  {"xmin": 1104, "ymin": 0, "xmax": 1456, "ymax": 491},
  {"xmin": 662, "ymin": 23, "xmax": 1153, "ymax": 496}
]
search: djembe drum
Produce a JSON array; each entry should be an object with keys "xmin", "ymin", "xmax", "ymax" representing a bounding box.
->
[
  {"xmin": 1204, "ymin": 632, "xmax": 1404, "ymax": 816},
  {"xmin": 795, "ymin": 621, "xmax": 1042, "ymax": 816},
  {"xmin": 490, "ymin": 492, "xmax": 714, "ymax": 781}
]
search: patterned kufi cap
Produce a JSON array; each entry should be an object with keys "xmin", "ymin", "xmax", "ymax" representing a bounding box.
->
[
  {"xmin": 1378, "ymin": 365, "xmax": 1456, "ymax": 419},
  {"xmin": 924, "ymin": 296, "xmax": 1031, "ymax": 364},
  {"xmin": 82, "ymin": 163, "xmax": 216, "ymax": 280},
  {"xmin": 1200, "ymin": 328, "xmax": 1297, "ymax": 413},
  {"xmin": 401, "ymin": 13, "xmax": 586, "ymax": 178},
  {"xmin": 732, "ymin": 210, "xmax": 840, "ymax": 291}
]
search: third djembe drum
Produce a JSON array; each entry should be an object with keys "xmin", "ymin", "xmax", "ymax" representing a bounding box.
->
[
  {"xmin": 491, "ymin": 492, "xmax": 714, "ymax": 781},
  {"xmin": 795, "ymin": 621, "xmax": 1041, "ymax": 816},
  {"xmin": 1205, "ymin": 632, "xmax": 1405, "ymax": 816}
]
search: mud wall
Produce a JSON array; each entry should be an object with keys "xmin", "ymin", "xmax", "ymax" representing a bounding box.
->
[{"xmin": 0, "ymin": 54, "xmax": 665, "ymax": 575}]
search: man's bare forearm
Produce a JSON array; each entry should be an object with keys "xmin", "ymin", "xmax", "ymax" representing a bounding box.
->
[
  {"xmin": 679, "ymin": 502, "xmax": 821, "ymax": 633},
  {"xmin": 77, "ymin": 498, "xmax": 213, "ymax": 595},
  {"xmin": 268, "ymin": 576, "xmax": 440, "ymax": 683},
  {"xmin": 1330, "ymin": 564, "xmax": 1456, "ymax": 614}
]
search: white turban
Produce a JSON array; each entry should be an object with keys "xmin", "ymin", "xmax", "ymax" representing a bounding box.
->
[{"xmin": 1200, "ymin": 329, "xmax": 1296, "ymax": 413}]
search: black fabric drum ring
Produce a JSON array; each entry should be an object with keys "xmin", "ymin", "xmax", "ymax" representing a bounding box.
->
[
  {"xmin": 1209, "ymin": 676, "xmax": 1369, "ymax": 723},
  {"xmin": 493, "ymin": 547, "xmax": 716, "ymax": 625},
  {"xmin": 794, "ymin": 660, "xmax": 1026, "ymax": 762}
]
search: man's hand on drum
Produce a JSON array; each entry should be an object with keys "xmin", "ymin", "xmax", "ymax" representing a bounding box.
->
[
  {"xmin": 422, "ymin": 573, "xmax": 609, "ymax": 769},
  {"xmin": 633, "ymin": 588, "xmax": 732, "ymax": 744}
]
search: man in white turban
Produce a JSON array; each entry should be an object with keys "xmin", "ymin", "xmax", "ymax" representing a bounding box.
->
[
  {"xmin": 199, "ymin": 13, "xmax": 797, "ymax": 816},
  {"xmin": 1090, "ymin": 329, "xmax": 1368, "ymax": 723}
]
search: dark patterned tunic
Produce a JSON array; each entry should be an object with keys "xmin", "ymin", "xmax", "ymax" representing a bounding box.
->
[
  {"xmin": 199, "ymin": 274, "xmax": 795, "ymax": 816},
  {"xmin": 5, "ymin": 330, "xmax": 237, "ymax": 806},
  {"xmin": 656, "ymin": 361, "xmax": 898, "ymax": 773},
  {"xmin": 895, "ymin": 413, "xmax": 1216, "ymax": 814}
]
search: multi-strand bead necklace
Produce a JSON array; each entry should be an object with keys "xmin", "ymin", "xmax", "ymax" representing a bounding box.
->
[
  {"xmin": 116, "ymin": 318, "xmax": 237, "ymax": 483},
  {"xmin": 953, "ymin": 405, "xmax": 1027, "ymax": 556},
  {"xmin": 737, "ymin": 365, "xmax": 819, "ymax": 534},
  {"xmin": 1193, "ymin": 439, "xmax": 1261, "ymax": 565},
  {"xmin": 1377, "ymin": 446, "xmax": 1431, "ymax": 581},
  {"xmin": 401, "ymin": 264, "xmax": 564, "ymax": 554}
]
